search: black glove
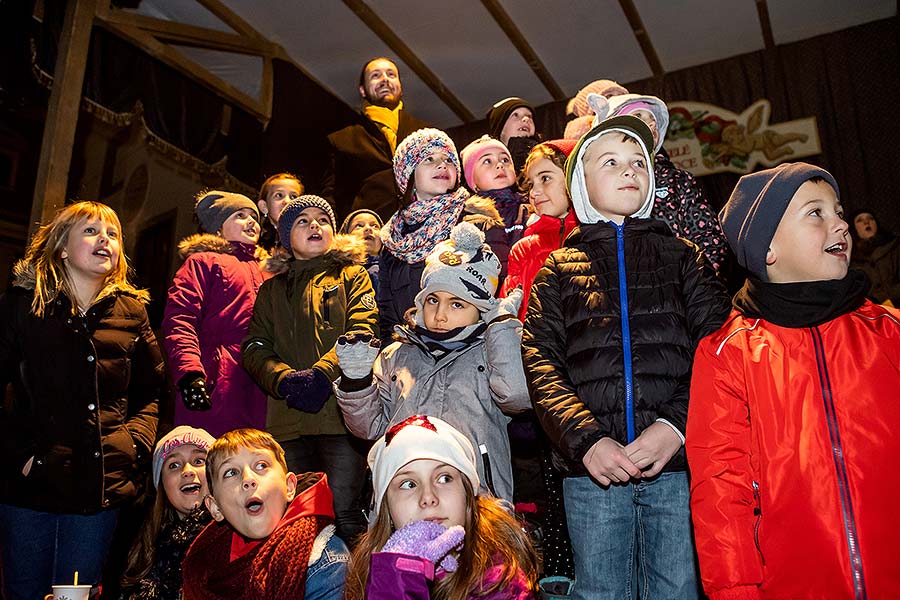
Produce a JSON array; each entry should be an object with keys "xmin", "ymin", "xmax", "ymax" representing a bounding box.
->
[
  {"xmin": 277, "ymin": 368, "xmax": 332, "ymax": 413},
  {"xmin": 179, "ymin": 373, "xmax": 211, "ymax": 411}
]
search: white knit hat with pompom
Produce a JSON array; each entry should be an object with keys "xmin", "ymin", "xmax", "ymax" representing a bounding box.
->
[{"xmin": 413, "ymin": 221, "xmax": 501, "ymax": 315}]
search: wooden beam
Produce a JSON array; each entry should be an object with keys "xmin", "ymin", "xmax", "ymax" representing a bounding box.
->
[
  {"xmin": 341, "ymin": 0, "xmax": 476, "ymax": 123},
  {"xmin": 755, "ymin": 0, "xmax": 776, "ymax": 50},
  {"xmin": 30, "ymin": 0, "xmax": 97, "ymax": 233},
  {"xmin": 480, "ymin": 0, "xmax": 566, "ymax": 101},
  {"xmin": 194, "ymin": 0, "xmax": 267, "ymax": 43},
  {"xmin": 95, "ymin": 17, "xmax": 270, "ymax": 121},
  {"xmin": 104, "ymin": 11, "xmax": 274, "ymax": 56},
  {"xmin": 617, "ymin": 0, "xmax": 664, "ymax": 79}
]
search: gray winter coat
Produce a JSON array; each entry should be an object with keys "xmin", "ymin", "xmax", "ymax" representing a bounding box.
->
[{"xmin": 335, "ymin": 318, "xmax": 529, "ymax": 502}]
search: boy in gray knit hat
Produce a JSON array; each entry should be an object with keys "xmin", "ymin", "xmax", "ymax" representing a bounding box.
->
[
  {"xmin": 687, "ymin": 162, "xmax": 900, "ymax": 599},
  {"xmin": 332, "ymin": 221, "xmax": 531, "ymax": 504}
]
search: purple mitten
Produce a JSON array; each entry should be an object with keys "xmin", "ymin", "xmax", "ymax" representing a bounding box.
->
[
  {"xmin": 382, "ymin": 520, "xmax": 465, "ymax": 573},
  {"xmin": 277, "ymin": 368, "xmax": 332, "ymax": 413}
]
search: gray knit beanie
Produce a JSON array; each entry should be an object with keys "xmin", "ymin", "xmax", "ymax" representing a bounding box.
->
[
  {"xmin": 195, "ymin": 191, "xmax": 259, "ymax": 234},
  {"xmin": 278, "ymin": 195, "xmax": 337, "ymax": 249},
  {"xmin": 719, "ymin": 162, "xmax": 839, "ymax": 280}
]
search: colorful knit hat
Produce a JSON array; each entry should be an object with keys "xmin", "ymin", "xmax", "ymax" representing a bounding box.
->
[
  {"xmin": 368, "ymin": 415, "xmax": 480, "ymax": 521},
  {"xmin": 459, "ymin": 135, "xmax": 511, "ymax": 190},
  {"xmin": 393, "ymin": 128, "xmax": 461, "ymax": 194},
  {"xmin": 152, "ymin": 426, "xmax": 216, "ymax": 488},
  {"xmin": 414, "ymin": 221, "xmax": 500, "ymax": 318},
  {"xmin": 195, "ymin": 191, "xmax": 259, "ymax": 235},
  {"xmin": 719, "ymin": 162, "xmax": 839, "ymax": 281},
  {"xmin": 278, "ymin": 195, "xmax": 337, "ymax": 249},
  {"xmin": 487, "ymin": 97, "xmax": 534, "ymax": 140}
]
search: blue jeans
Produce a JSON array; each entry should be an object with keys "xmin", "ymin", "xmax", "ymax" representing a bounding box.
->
[
  {"xmin": 305, "ymin": 527, "xmax": 350, "ymax": 600},
  {"xmin": 281, "ymin": 434, "xmax": 370, "ymax": 545},
  {"xmin": 0, "ymin": 504, "xmax": 119, "ymax": 600},
  {"xmin": 563, "ymin": 472, "xmax": 699, "ymax": 600}
]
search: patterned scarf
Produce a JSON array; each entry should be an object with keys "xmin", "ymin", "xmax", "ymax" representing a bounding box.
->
[
  {"xmin": 382, "ymin": 187, "xmax": 470, "ymax": 264},
  {"xmin": 363, "ymin": 100, "xmax": 403, "ymax": 154},
  {"xmin": 402, "ymin": 322, "xmax": 487, "ymax": 360}
]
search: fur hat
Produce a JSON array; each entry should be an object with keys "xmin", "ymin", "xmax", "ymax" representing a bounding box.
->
[
  {"xmin": 459, "ymin": 135, "xmax": 511, "ymax": 190},
  {"xmin": 414, "ymin": 221, "xmax": 500, "ymax": 318},
  {"xmin": 570, "ymin": 79, "xmax": 629, "ymax": 117},
  {"xmin": 277, "ymin": 195, "xmax": 337, "ymax": 249},
  {"xmin": 487, "ymin": 97, "xmax": 534, "ymax": 140},
  {"xmin": 719, "ymin": 162, "xmax": 839, "ymax": 281},
  {"xmin": 152, "ymin": 426, "xmax": 215, "ymax": 489},
  {"xmin": 339, "ymin": 209, "xmax": 384, "ymax": 235},
  {"xmin": 393, "ymin": 128, "xmax": 461, "ymax": 194},
  {"xmin": 368, "ymin": 415, "xmax": 480, "ymax": 521},
  {"xmin": 566, "ymin": 115, "xmax": 656, "ymax": 225},
  {"xmin": 588, "ymin": 93, "xmax": 670, "ymax": 153},
  {"xmin": 195, "ymin": 191, "xmax": 259, "ymax": 235}
]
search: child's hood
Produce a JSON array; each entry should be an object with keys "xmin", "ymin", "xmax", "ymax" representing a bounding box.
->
[
  {"xmin": 566, "ymin": 115, "xmax": 657, "ymax": 225},
  {"xmin": 267, "ymin": 233, "xmax": 368, "ymax": 275}
]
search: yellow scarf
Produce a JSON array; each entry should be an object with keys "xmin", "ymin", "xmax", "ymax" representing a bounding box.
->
[{"xmin": 363, "ymin": 100, "xmax": 403, "ymax": 153}]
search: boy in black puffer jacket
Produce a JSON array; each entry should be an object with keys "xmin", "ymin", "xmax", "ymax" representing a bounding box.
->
[{"xmin": 522, "ymin": 115, "xmax": 730, "ymax": 600}]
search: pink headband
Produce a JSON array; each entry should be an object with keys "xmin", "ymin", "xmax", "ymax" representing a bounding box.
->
[{"xmin": 618, "ymin": 101, "xmax": 655, "ymax": 117}]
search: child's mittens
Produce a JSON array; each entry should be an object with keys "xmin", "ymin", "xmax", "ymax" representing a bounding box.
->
[
  {"xmin": 381, "ymin": 520, "xmax": 466, "ymax": 573},
  {"xmin": 485, "ymin": 287, "xmax": 524, "ymax": 323},
  {"xmin": 336, "ymin": 331, "xmax": 381, "ymax": 380},
  {"xmin": 179, "ymin": 373, "xmax": 211, "ymax": 411},
  {"xmin": 277, "ymin": 368, "xmax": 332, "ymax": 413}
]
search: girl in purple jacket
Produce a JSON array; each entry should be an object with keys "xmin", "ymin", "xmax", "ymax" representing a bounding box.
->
[
  {"xmin": 162, "ymin": 191, "xmax": 271, "ymax": 437},
  {"xmin": 344, "ymin": 415, "xmax": 538, "ymax": 600}
]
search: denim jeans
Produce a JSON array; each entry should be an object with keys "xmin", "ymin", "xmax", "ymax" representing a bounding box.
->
[
  {"xmin": 0, "ymin": 504, "xmax": 120, "ymax": 600},
  {"xmin": 563, "ymin": 472, "xmax": 699, "ymax": 600},
  {"xmin": 281, "ymin": 434, "xmax": 370, "ymax": 545},
  {"xmin": 305, "ymin": 528, "xmax": 350, "ymax": 600}
]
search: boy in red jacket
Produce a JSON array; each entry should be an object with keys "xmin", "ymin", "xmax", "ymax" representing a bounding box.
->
[{"xmin": 688, "ymin": 163, "xmax": 900, "ymax": 599}]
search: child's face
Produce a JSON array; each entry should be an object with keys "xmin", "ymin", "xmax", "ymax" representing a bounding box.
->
[
  {"xmin": 413, "ymin": 151, "xmax": 458, "ymax": 201},
  {"xmin": 61, "ymin": 217, "xmax": 121, "ymax": 282},
  {"xmin": 625, "ymin": 108, "xmax": 659, "ymax": 146},
  {"xmin": 347, "ymin": 213, "xmax": 383, "ymax": 255},
  {"xmin": 500, "ymin": 107, "xmax": 535, "ymax": 145},
  {"xmin": 160, "ymin": 445, "xmax": 209, "ymax": 518},
  {"xmin": 527, "ymin": 157, "xmax": 569, "ymax": 219},
  {"xmin": 290, "ymin": 207, "xmax": 334, "ymax": 260},
  {"xmin": 206, "ymin": 447, "xmax": 297, "ymax": 540},
  {"xmin": 386, "ymin": 459, "xmax": 467, "ymax": 530},
  {"xmin": 422, "ymin": 291, "xmax": 481, "ymax": 331},
  {"xmin": 766, "ymin": 180, "xmax": 850, "ymax": 283},
  {"xmin": 582, "ymin": 134, "xmax": 649, "ymax": 224},
  {"xmin": 220, "ymin": 209, "xmax": 260, "ymax": 245},
  {"xmin": 471, "ymin": 149, "xmax": 515, "ymax": 192},
  {"xmin": 259, "ymin": 178, "xmax": 302, "ymax": 225},
  {"xmin": 854, "ymin": 212, "xmax": 877, "ymax": 240}
]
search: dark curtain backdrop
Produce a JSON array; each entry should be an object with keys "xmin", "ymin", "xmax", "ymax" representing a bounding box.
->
[{"xmin": 448, "ymin": 17, "xmax": 900, "ymax": 235}]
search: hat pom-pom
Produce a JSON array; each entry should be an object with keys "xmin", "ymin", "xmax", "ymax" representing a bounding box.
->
[{"xmin": 450, "ymin": 221, "xmax": 485, "ymax": 252}]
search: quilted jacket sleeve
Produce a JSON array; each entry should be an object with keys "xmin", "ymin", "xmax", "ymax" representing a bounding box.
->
[
  {"xmin": 485, "ymin": 318, "xmax": 531, "ymax": 414},
  {"xmin": 335, "ymin": 349, "xmax": 393, "ymax": 440},
  {"xmin": 522, "ymin": 256, "xmax": 604, "ymax": 464},
  {"xmin": 161, "ymin": 255, "xmax": 211, "ymax": 384},
  {"xmin": 687, "ymin": 332, "xmax": 763, "ymax": 600}
]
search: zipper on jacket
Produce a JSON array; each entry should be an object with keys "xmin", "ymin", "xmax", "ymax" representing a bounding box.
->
[
  {"xmin": 811, "ymin": 326, "xmax": 867, "ymax": 600},
  {"xmin": 615, "ymin": 224, "xmax": 636, "ymax": 443},
  {"xmin": 752, "ymin": 480, "xmax": 765, "ymax": 566}
]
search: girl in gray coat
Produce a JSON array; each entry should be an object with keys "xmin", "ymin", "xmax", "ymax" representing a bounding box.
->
[{"xmin": 334, "ymin": 222, "xmax": 529, "ymax": 503}]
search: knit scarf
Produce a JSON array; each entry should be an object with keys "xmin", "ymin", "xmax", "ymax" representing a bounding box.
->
[
  {"xmin": 363, "ymin": 100, "xmax": 403, "ymax": 154},
  {"xmin": 732, "ymin": 269, "xmax": 870, "ymax": 328},
  {"xmin": 182, "ymin": 475, "xmax": 333, "ymax": 600},
  {"xmin": 405, "ymin": 322, "xmax": 486, "ymax": 360},
  {"xmin": 382, "ymin": 187, "xmax": 470, "ymax": 263}
]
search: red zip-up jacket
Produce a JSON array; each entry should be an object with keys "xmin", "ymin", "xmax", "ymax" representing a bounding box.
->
[
  {"xmin": 687, "ymin": 302, "xmax": 900, "ymax": 599},
  {"xmin": 500, "ymin": 211, "xmax": 578, "ymax": 320}
]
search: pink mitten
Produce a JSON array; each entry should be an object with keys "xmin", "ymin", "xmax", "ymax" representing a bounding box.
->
[{"xmin": 382, "ymin": 520, "xmax": 465, "ymax": 572}]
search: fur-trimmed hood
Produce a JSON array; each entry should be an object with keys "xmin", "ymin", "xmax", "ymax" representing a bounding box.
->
[
  {"xmin": 265, "ymin": 233, "xmax": 369, "ymax": 275},
  {"xmin": 463, "ymin": 195, "xmax": 504, "ymax": 229},
  {"xmin": 11, "ymin": 259, "xmax": 149, "ymax": 304},
  {"xmin": 178, "ymin": 233, "xmax": 274, "ymax": 272}
]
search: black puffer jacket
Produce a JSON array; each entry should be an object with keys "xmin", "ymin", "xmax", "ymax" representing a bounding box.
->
[
  {"xmin": 522, "ymin": 218, "xmax": 730, "ymax": 475},
  {"xmin": 0, "ymin": 270, "xmax": 164, "ymax": 513}
]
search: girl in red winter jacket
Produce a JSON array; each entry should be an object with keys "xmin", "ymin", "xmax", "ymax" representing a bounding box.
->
[{"xmin": 501, "ymin": 140, "xmax": 579, "ymax": 320}]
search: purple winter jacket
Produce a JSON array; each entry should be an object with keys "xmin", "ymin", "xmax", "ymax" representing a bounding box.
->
[
  {"xmin": 365, "ymin": 552, "xmax": 535, "ymax": 600},
  {"xmin": 163, "ymin": 234, "xmax": 271, "ymax": 437}
]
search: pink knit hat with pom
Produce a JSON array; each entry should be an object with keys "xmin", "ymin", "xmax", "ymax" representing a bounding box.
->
[{"xmin": 570, "ymin": 79, "xmax": 630, "ymax": 117}]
